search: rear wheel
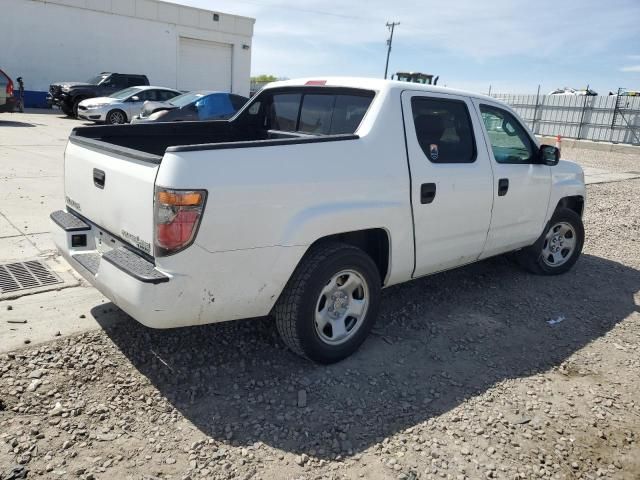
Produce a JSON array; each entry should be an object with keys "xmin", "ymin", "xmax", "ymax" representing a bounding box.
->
[
  {"xmin": 106, "ymin": 109, "xmax": 127, "ymax": 125},
  {"xmin": 517, "ymin": 208, "xmax": 584, "ymax": 275},
  {"xmin": 274, "ymin": 242, "xmax": 381, "ymax": 363}
]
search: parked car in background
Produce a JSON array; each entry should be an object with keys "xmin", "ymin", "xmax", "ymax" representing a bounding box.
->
[
  {"xmin": 132, "ymin": 91, "xmax": 247, "ymax": 123},
  {"xmin": 47, "ymin": 72, "xmax": 149, "ymax": 117},
  {"xmin": 0, "ymin": 68, "xmax": 17, "ymax": 113},
  {"xmin": 52, "ymin": 78, "xmax": 586, "ymax": 364},
  {"xmin": 77, "ymin": 86, "xmax": 181, "ymax": 124},
  {"xmin": 548, "ymin": 87, "xmax": 598, "ymax": 96},
  {"xmin": 608, "ymin": 89, "xmax": 640, "ymax": 96}
]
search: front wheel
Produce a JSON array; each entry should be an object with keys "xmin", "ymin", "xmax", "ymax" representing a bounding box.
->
[
  {"xmin": 517, "ymin": 208, "xmax": 584, "ymax": 275},
  {"xmin": 72, "ymin": 97, "xmax": 85, "ymax": 117},
  {"xmin": 274, "ymin": 242, "xmax": 381, "ymax": 364},
  {"xmin": 106, "ymin": 109, "xmax": 127, "ymax": 125},
  {"xmin": 61, "ymin": 103, "xmax": 73, "ymax": 117}
]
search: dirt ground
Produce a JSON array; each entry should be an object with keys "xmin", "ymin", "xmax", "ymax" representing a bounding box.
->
[{"xmin": 1, "ymin": 150, "xmax": 639, "ymax": 479}]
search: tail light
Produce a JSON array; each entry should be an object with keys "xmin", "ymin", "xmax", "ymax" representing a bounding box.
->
[
  {"xmin": 1, "ymin": 69, "xmax": 13, "ymax": 97},
  {"xmin": 154, "ymin": 187, "xmax": 207, "ymax": 256}
]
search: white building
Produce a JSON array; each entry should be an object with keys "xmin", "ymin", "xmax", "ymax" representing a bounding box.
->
[{"xmin": 1, "ymin": 0, "xmax": 255, "ymax": 105}]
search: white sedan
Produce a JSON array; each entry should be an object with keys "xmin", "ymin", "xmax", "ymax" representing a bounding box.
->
[{"xmin": 77, "ymin": 86, "xmax": 181, "ymax": 124}]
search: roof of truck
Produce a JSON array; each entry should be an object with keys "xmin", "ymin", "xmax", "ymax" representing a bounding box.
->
[{"xmin": 264, "ymin": 77, "xmax": 497, "ymax": 103}]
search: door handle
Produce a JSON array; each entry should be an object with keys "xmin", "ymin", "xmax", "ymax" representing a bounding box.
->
[
  {"xmin": 420, "ymin": 183, "xmax": 436, "ymax": 204},
  {"xmin": 498, "ymin": 178, "xmax": 509, "ymax": 196},
  {"xmin": 93, "ymin": 168, "xmax": 105, "ymax": 189}
]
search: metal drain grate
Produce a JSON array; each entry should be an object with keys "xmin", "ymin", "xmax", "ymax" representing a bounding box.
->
[{"xmin": 0, "ymin": 260, "xmax": 63, "ymax": 294}]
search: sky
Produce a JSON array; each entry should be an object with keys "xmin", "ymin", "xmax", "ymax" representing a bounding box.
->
[{"xmin": 166, "ymin": 0, "xmax": 640, "ymax": 95}]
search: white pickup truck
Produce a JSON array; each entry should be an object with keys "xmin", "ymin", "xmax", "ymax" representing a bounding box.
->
[{"xmin": 51, "ymin": 78, "xmax": 585, "ymax": 363}]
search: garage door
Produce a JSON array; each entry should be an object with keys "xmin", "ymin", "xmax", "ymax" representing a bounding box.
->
[{"xmin": 178, "ymin": 37, "xmax": 232, "ymax": 92}]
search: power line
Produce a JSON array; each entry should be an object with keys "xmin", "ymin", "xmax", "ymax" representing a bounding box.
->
[{"xmin": 384, "ymin": 22, "xmax": 400, "ymax": 80}]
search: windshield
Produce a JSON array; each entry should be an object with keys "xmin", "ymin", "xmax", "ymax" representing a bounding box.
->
[
  {"xmin": 109, "ymin": 87, "xmax": 143, "ymax": 100},
  {"xmin": 86, "ymin": 74, "xmax": 108, "ymax": 85},
  {"xmin": 170, "ymin": 92, "xmax": 206, "ymax": 108}
]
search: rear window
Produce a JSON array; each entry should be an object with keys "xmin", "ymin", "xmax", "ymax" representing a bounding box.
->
[
  {"xmin": 271, "ymin": 93, "xmax": 301, "ymax": 131},
  {"xmin": 268, "ymin": 90, "xmax": 374, "ymax": 135}
]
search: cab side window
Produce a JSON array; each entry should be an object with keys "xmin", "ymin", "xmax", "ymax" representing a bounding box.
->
[
  {"xmin": 267, "ymin": 91, "xmax": 374, "ymax": 134},
  {"xmin": 269, "ymin": 93, "xmax": 301, "ymax": 131},
  {"xmin": 411, "ymin": 97, "xmax": 476, "ymax": 163},
  {"xmin": 480, "ymin": 105, "xmax": 535, "ymax": 164}
]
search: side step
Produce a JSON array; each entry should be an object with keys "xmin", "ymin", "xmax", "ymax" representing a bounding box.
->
[
  {"xmin": 50, "ymin": 210, "xmax": 90, "ymax": 232},
  {"xmin": 103, "ymin": 248, "xmax": 169, "ymax": 284},
  {"xmin": 72, "ymin": 252, "xmax": 100, "ymax": 275},
  {"xmin": 72, "ymin": 249, "xmax": 169, "ymax": 284}
]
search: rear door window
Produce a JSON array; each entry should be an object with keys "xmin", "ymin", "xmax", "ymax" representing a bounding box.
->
[{"xmin": 410, "ymin": 97, "xmax": 476, "ymax": 163}]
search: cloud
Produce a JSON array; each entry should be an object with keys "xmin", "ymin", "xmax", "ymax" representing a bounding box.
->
[
  {"xmin": 167, "ymin": 0, "xmax": 640, "ymax": 82},
  {"xmin": 620, "ymin": 65, "xmax": 640, "ymax": 72}
]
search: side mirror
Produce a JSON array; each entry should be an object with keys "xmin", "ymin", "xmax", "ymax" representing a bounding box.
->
[
  {"xmin": 539, "ymin": 144, "xmax": 560, "ymax": 166},
  {"xmin": 130, "ymin": 96, "xmax": 140, "ymax": 102}
]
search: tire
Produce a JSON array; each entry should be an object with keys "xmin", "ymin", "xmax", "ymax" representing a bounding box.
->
[
  {"xmin": 72, "ymin": 98, "xmax": 85, "ymax": 117},
  {"xmin": 517, "ymin": 207, "xmax": 584, "ymax": 275},
  {"xmin": 274, "ymin": 242, "xmax": 381, "ymax": 364},
  {"xmin": 106, "ymin": 109, "xmax": 127, "ymax": 125},
  {"xmin": 61, "ymin": 104, "xmax": 73, "ymax": 117}
]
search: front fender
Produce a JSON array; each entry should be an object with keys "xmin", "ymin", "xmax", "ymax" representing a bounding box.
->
[{"xmin": 544, "ymin": 160, "xmax": 586, "ymax": 223}]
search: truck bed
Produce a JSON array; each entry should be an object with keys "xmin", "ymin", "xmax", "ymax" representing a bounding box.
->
[
  {"xmin": 70, "ymin": 120, "xmax": 356, "ymax": 160},
  {"xmin": 70, "ymin": 120, "xmax": 251, "ymax": 157}
]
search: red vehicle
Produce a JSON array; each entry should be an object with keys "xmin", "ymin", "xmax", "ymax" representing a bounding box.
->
[{"xmin": 0, "ymin": 68, "xmax": 17, "ymax": 113}]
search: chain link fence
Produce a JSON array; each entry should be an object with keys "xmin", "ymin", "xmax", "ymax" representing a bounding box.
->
[{"xmin": 491, "ymin": 92, "xmax": 640, "ymax": 145}]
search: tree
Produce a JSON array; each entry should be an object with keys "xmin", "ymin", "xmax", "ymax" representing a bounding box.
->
[{"xmin": 250, "ymin": 74, "xmax": 278, "ymax": 83}]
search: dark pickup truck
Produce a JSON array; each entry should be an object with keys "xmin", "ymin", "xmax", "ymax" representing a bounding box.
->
[{"xmin": 47, "ymin": 72, "xmax": 149, "ymax": 117}]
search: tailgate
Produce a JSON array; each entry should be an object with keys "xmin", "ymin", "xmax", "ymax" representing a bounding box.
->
[{"xmin": 64, "ymin": 139, "xmax": 159, "ymax": 256}]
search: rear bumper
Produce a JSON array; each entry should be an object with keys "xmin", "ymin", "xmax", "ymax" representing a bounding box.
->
[
  {"xmin": 50, "ymin": 210, "xmax": 184, "ymax": 328},
  {"xmin": 50, "ymin": 209, "xmax": 307, "ymax": 329},
  {"xmin": 0, "ymin": 97, "xmax": 17, "ymax": 113}
]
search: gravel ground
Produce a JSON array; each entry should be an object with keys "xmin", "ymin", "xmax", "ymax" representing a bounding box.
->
[{"xmin": 1, "ymin": 175, "xmax": 639, "ymax": 480}]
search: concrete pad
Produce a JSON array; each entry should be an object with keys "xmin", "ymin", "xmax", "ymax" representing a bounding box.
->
[
  {"xmin": 583, "ymin": 167, "xmax": 640, "ymax": 185},
  {"xmin": 0, "ymin": 111, "xmax": 79, "ymax": 147},
  {"xmin": 0, "ymin": 286, "xmax": 126, "ymax": 353},
  {"xmin": 0, "ymin": 145, "xmax": 65, "ymax": 179},
  {"xmin": 0, "ymin": 235, "xmax": 42, "ymax": 262},
  {"xmin": 25, "ymin": 232, "xmax": 59, "ymax": 257},
  {"xmin": 0, "ymin": 233, "xmax": 61, "ymax": 262},
  {"xmin": 0, "ymin": 214, "xmax": 21, "ymax": 238},
  {"xmin": 0, "ymin": 176, "xmax": 64, "ymax": 234}
]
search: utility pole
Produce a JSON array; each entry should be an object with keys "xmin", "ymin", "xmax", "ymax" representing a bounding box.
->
[{"xmin": 384, "ymin": 21, "xmax": 400, "ymax": 80}]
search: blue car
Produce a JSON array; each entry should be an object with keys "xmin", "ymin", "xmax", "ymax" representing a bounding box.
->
[{"xmin": 132, "ymin": 91, "xmax": 248, "ymax": 123}]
